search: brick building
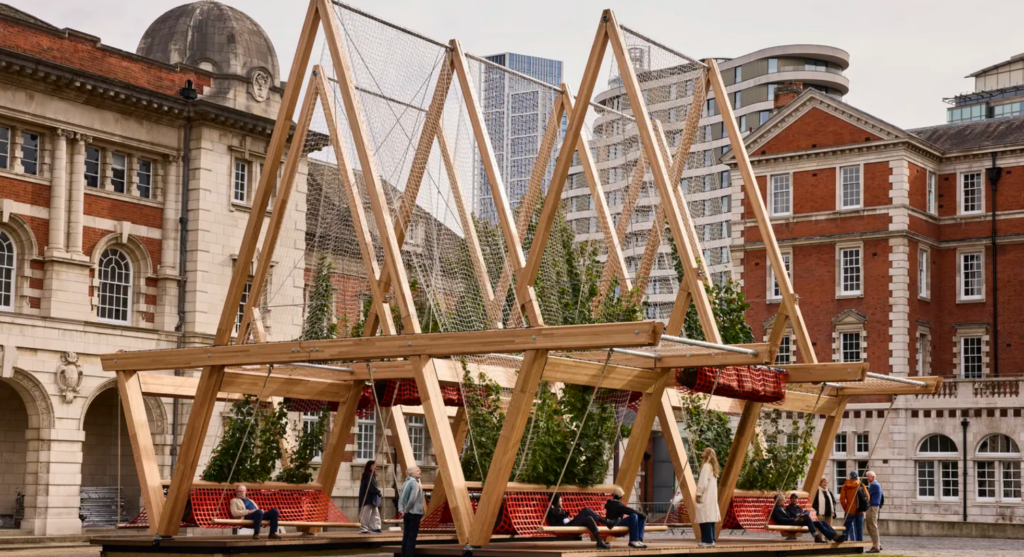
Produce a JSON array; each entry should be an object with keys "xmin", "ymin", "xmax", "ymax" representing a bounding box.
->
[{"xmin": 727, "ymin": 85, "xmax": 1024, "ymax": 527}]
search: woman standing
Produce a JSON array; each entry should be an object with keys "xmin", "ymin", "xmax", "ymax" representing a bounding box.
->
[
  {"xmin": 695, "ymin": 448, "xmax": 721, "ymax": 548},
  {"xmin": 358, "ymin": 460, "xmax": 382, "ymax": 534}
]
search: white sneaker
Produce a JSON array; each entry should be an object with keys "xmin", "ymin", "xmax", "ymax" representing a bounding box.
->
[{"xmin": 628, "ymin": 541, "xmax": 643, "ymax": 548}]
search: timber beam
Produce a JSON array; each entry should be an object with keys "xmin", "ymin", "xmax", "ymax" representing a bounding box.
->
[
  {"xmin": 831, "ymin": 376, "xmax": 943, "ymax": 396},
  {"xmin": 100, "ymin": 321, "xmax": 664, "ymax": 372},
  {"xmin": 654, "ymin": 343, "xmax": 771, "ymax": 369},
  {"xmin": 780, "ymin": 362, "xmax": 869, "ymax": 383},
  {"xmin": 137, "ymin": 371, "xmax": 352, "ymax": 402}
]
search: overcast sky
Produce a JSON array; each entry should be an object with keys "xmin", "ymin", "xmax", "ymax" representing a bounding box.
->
[{"xmin": 14, "ymin": 0, "xmax": 1024, "ymax": 129}]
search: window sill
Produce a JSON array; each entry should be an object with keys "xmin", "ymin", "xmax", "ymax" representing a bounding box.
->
[
  {"xmin": 767, "ymin": 298, "xmax": 782, "ymax": 304},
  {"xmin": 0, "ymin": 166, "xmax": 50, "ymax": 187},
  {"xmin": 914, "ymin": 499, "xmax": 961, "ymax": 504},
  {"xmin": 956, "ymin": 297, "xmax": 985, "ymax": 304},
  {"xmin": 918, "ymin": 295, "xmax": 931, "ymax": 302},
  {"xmin": 836, "ymin": 293, "xmax": 864, "ymax": 300},
  {"xmin": 85, "ymin": 187, "xmax": 163, "ymax": 209}
]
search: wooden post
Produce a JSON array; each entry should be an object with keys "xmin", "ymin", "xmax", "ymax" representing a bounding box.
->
[
  {"xmin": 615, "ymin": 369, "xmax": 673, "ymax": 501},
  {"xmin": 117, "ymin": 371, "xmax": 165, "ymax": 534},
  {"xmin": 424, "ymin": 406, "xmax": 468, "ymax": 516},
  {"xmin": 317, "ymin": 381, "xmax": 366, "ymax": 492},
  {"xmin": 155, "ymin": 0, "xmax": 322, "ymax": 538},
  {"xmin": 715, "ymin": 402, "xmax": 763, "ymax": 535},
  {"xmin": 604, "ymin": 13, "xmax": 720, "ymax": 343},
  {"xmin": 706, "ymin": 58, "xmax": 815, "ymax": 362},
  {"xmin": 469, "ymin": 349, "xmax": 549, "ymax": 546},
  {"xmin": 802, "ymin": 397, "xmax": 850, "ymax": 493},
  {"xmin": 656, "ymin": 390, "xmax": 702, "ymax": 536},
  {"xmin": 320, "ymin": 1, "xmax": 475, "ymax": 542}
]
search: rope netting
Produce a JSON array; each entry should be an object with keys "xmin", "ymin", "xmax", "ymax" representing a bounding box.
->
[
  {"xmin": 655, "ymin": 494, "xmax": 811, "ymax": 532},
  {"xmin": 420, "ymin": 492, "xmax": 614, "ymax": 538},
  {"xmin": 677, "ymin": 366, "xmax": 788, "ymax": 403}
]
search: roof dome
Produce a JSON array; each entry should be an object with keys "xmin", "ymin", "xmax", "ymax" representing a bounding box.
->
[{"xmin": 137, "ymin": 1, "xmax": 280, "ymax": 86}]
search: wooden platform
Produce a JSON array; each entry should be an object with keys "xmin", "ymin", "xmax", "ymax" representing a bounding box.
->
[
  {"xmin": 384, "ymin": 537, "xmax": 870, "ymax": 557},
  {"xmin": 91, "ymin": 531, "xmax": 459, "ymax": 556}
]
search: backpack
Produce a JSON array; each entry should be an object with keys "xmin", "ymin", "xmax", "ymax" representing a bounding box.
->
[{"xmin": 856, "ymin": 485, "xmax": 869, "ymax": 513}]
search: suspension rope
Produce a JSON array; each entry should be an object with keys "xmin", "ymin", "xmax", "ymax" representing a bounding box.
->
[
  {"xmin": 362, "ymin": 361, "xmax": 401, "ymax": 508},
  {"xmin": 213, "ymin": 363, "xmax": 277, "ymax": 512},
  {"xmin": 864, "ymin": 396, "xmax": 898, "ymax": 466}
]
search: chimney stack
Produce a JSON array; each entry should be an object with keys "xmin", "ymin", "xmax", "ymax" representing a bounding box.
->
[{"xmin": 773, "ymin": 81, "xmax": 804, "ymax": 110}]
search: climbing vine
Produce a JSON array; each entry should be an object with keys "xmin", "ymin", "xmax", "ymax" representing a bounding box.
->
[{"xmin": 201, "ymin": 396, "xmax": 289, "ymax": 483}]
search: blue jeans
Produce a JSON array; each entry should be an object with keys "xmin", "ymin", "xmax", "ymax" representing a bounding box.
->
[
  {"xmin": 844, "ymin": 513, "xmax": 863, "ymax": 541},
  {"xmin": 244, "ymin": 508, "xmax": 279, "ymax": 536},
  {"xmin": 814, "ymin": 520, "xmax": 838, "ymax": 540},
  {"xmin": 698, "ymin": 522, "xmax": 716, "ymax": 544},
  {"xmin": 618, "ymin": 513, "xmax": 645, "ymax": 543}
]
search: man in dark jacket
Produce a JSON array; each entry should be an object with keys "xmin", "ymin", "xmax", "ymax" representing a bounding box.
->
[
  {"xmin": 605, "ymin": 487, "xmax": 647, "ymax": 548},
  {"xmin": 771, "ymin": 493, "xmax": 846, "ymax": 544},
  {"xmin": 546, "ymin": 493, "xmax": 615, "ymax": 550},
  {"xmin": 812, "ymin": 477, "xmax": 838, "ymax": 525}
]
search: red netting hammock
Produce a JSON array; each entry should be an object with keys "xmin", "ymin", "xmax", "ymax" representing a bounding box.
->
[
  {"xmin": 676, "ymin": 366, "xmax": 788, "ymax": 403},
  {"xmin": 285, "ymin": 380, "xmax": 484, "ymax": 418},
  {"xmin": 654, "ymin": 494, "xmax": 811, "ymax": 532},
  {"xmin": 121, "ymin": 489, "xmax": 352, "ymax": 529},
  {"xmin": 420, "ymin": 492, "xmax": 614, "ymax": 538}
]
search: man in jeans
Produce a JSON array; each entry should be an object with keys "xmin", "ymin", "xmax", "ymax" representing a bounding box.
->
[{"xmin": 865, "ymin": 471, "xmax": 883, "ymax": 553}]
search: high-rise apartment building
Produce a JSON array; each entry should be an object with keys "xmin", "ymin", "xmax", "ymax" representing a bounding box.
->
[
  {"xmin": 564, "ymin": 46, "xmax": 849, "ymax": 320},
  {"xmin": 946, "ymin": 53, "xmax": 1024, "ymax": 123},
  {"xmin": 476, "ymin": 53, "xmax": 563, "ymax": 222}
]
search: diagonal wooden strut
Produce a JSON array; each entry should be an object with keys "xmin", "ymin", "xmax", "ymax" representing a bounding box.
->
[{"xmin": 154, "ymin": 0, "xmax": 323, "ymax": 538}]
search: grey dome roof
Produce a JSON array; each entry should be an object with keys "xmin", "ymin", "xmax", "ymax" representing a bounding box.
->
[{"xmin": 137, "ymin": 1, "xmax": 280, "ymax": 85}]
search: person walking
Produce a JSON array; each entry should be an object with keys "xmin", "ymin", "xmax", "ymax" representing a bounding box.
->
[
  {"xmin": 865, "ymin": 471, "xmax": 883, "ymax": 553},
  {"xmin": 398, "ymin": 465, "xmax": 425, "ymax": 557},
  {"xmin": 839, "ymin": 471, "xmax": 867, "ymax": 541},
  {"xmin": 695, "ymin": 448, "xmax": 721, "ymax": 547},
  {"xmin": 812, "ymin": 477, "xmax": 837, "ymax": 525},
  {"xmin": 358, "ymin": 460, "xmax": 383, "ymax": 534}
]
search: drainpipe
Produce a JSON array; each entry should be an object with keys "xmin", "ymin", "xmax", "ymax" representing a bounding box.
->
[
  {"xmin": 986, "ymin": 154, "xmax": 1002, "ymax": 377},
  {"xmin": 961, "ymin": 417, "xmax": 969, "ymax": 522},
  {"xmin": 171, "ymin": 81, "xmax": 197, "ymax": 473}
]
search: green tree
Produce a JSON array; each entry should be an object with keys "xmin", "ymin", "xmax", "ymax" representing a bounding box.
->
[
  {"xmin": 678, "ymin": 393, "xmax": 734, "ymax": 472},
  {"xmin": 201, "ymin": 396, "xmax": 289, "ymax": 483},
  {"xmin": 458, "ymin": 363, "xmax": 511, "ymax": 481},
  {"xmin": 736, "ymin": 409, "xmax": 817, "ymax": 491},
  {"xmin": 276, "ymin": 406, "xmax": 330, "ymax": 484},
  {"xmin": 302, "ymin": 254, "xmax": 337, "ymax": 341}
]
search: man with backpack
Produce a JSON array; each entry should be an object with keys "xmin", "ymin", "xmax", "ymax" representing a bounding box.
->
[{"xmin": 839, "ymin": 471, "xmax": 868, "ymax": 542}]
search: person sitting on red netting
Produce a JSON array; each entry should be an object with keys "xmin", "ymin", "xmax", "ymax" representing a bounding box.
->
[
  {"xmin": 605, "ymin": 486, "xmax": 647, "ymax": 549},
  {"xmin": 230, "ymin": 485, "xmax": 281, "ymax": 540},
  {"xmin": 545, "ymin": 493, "xmax": 617, "ymax": 550},
  {"xmin": 771, "ymin": 492, "xmax": 845, "ymax": 545}
]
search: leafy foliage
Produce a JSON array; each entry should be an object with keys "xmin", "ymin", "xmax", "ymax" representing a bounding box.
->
[
  {"xmin": 347, "ymin": 279, "xmax": 439, "ymax": 337},
  {"xmin": 736, "ymin": 409, "xmax": 817, "ymax": 492},
  {"xmin": 276, "ymin": 406, "xmax": 330, "ymax": 484},
  {"xmin": 678, "ymin": 393, "xmax": 734, "ymax": 472},
  {"xmin": 458, "ymin": 364, "xmax": 510, "ymax": 482},
  {"xmin": 201, "ymin": 396, "xmax": 289, "ymax": 483},
  {"xmin": 302, "ymin": 254, "xmax": 337, "ymax": 341}
]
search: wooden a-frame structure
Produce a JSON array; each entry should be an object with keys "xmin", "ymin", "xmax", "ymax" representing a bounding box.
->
[{"xmin": 103, "ymin": 0, "xmax": 942, "ymax": 546}]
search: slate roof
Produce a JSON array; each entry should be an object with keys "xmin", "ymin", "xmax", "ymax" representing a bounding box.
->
[{"xmin": 909, "ymin": 116, "xmax": 1024, "ymax": 153}]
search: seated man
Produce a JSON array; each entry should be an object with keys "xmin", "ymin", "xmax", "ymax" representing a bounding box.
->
[
  {"xmin": 230, "ymin": 485, "xmax": 281, "ymax": 540},
  {"xmin": 605, "ymin": 487, "xmax": 647, "ymax": 549},
  {"xmin": 771, "ymin": 493, "xmax": 845, "ymax": 545},
  {"xmin": 546, "ymin": 493, "xmax": 616, "ymax": 550}
]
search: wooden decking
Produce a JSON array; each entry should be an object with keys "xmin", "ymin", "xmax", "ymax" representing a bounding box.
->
[
  {"xmin": 387, "ymin": 537, "xmax": 870, "ymax": 557},
  {"xmin": 92, "ymin": 531, "xmax": 458, "ymax": 556}
]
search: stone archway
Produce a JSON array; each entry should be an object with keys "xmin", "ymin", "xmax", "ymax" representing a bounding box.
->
[
  {"xmin": 0, "ymin": 380, "xmax": 29, "ymax": 529},
  {"xmin": 3, "ymin": 369, "xmax": 58, "ymax": 534}
]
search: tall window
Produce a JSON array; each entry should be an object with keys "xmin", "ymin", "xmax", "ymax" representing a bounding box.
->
[
  {"xmin": 0, "ymin": 126, "xmax": 9, "ymax": 169},
  {"xmin": 917, "ymin": 434, "xmax": 959, "ymax": 501},
  {"xmin": 961, "ymin": 172, "xmax": 982, "ymax": 214},
  {"xmin": 834, "ymin": 433, "xmax": 848, "ymax": 455},
  {"xmin": 917, "ymin": 332, "xmax": 931, "ymax": 376},
  {"xmin": 236, "ymin": 278, "xmax": 252, "ymax": 334},
  {"xmin": 759, "ymin": 110, "xmax": 771, "ymax": 126},
  {"xmin": 834, "ymin": 460, "xmax": 847, "ymax": 495},
  {"xmin": 841, "ymin": 332, "xmax": 862, "ymax": 362},
  {"xmin": 734, "ymin": 66, "xmax": 742, "ymax": 83},
  {"xmin": 734, "ymin": 91, "xmax": 742, "ymax": 110},
  {"xmin": 739, "ymin": 114, "xmax": 748, "ymax": 132},
  {"xmin": 706, "ymin": 98, "xmax": 716, "ymax": 117},
  {"xmin": 768, "ymin": 252, "xmax": 791, "ymax": 301},
  {"xmin": 85, "ymin": 146, "xmax": 100, "ymax": 188},
  {"xmin": 0, "ymin": 230, "xmax": 14, "ymax": 311},
  {"xmin": 234, "ymin": 160, "xmax": 249, "ymax": 204},
  {"xmin": 774, "ymin": 336, "xmax": 791, "ymax": 365},
  {"xmin": 840, "ymin": 247, "xmax": 862, "ymax": 295},
  {"xmin": 976, "ymin": 434, "xmax": 1022, "ymax": 502},
  {"xmin": 767, "ymin": 83, "xmax": 777, "ymax": 101},
  {"xmin": 302, "ymin": 412, "xmax": 324, "ymax": 463},
  {"xmin": 97, "ymin": 248, "xmax": 131, "ymax": 324},
  {"xmin": 356, "ymin": 417, "xmax": 376, "ymax": 461},
  {"xmin": 408, "ymin": 415, "xmax": 426, "ymax": 463},
  {"xmin": 918, "ymin": 248, "xmax": 929, "ymax": 298},
  {"xmin": 20, "ymin": 131, "xmax": 38, "ymax": 176},
  {"xmin": 767, "ymin": 58, "xmax": 778, "ymax": 74},
  {"xmin": 111, "ymin": 152, "xmax": 127, "ymax": 193},
  {"xmin": 926, "ymin": 171, "xmax": 937, "ymax": 214},
  {"xmin": 856, "ymin": 433, "xmax": 869, "ymax": 455},
  {"xmin": 960, "ymin": 252, "xmax": 983, "ymax": 300},
  {"xmin": 960, "ymin": 336, "xmax": 983, "ymax": 378},
  {"xmin": 770, "ymin": 174, "xmax": 791, "ymax": 216},
  {"xmin": 137, "ymin": 159, "xmax": 152, "ymax": 199},
  {"xmin": 840, "ymin": 165, "xmax": 861, "ymax": 209}
]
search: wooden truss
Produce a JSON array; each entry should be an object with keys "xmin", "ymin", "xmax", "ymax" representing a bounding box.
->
[{"xmin": 105, "ymin": 0, "xmax": 942, "ymax": 546}]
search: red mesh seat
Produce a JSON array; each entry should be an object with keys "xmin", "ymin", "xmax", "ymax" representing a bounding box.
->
[
  {"xmin": 120, "ymin": 489, "xmax": 351, "ymax": 529},
  {"xmin": 420, "ymin": 492, "xmax": 612, "ymax": 538},
  {"xmin": 656, "ymin": 494, "xmax": 807, "ymax": 532},
  {"xmin": 677, "ymin": 366, "xmax": 787, "ymax": 403}
]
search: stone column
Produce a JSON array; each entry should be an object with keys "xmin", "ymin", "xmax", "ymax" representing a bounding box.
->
[
  {"xmin": 66, "ymin": 134, "xmax": 88, "ymax": 256},
  {"xmin": 22, "ymin": 427, "xmax": 85, "ymax": 535},
  {"xmin": 155, "ymin": 156, "xmax": 181, "ymax": 332},
  {"xmin": 46, "ymin": 129, "xmax": 68, "ymax": 256}
]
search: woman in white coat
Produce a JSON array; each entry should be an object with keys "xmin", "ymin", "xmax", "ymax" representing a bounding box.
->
[{"xmin": 695, "ymin": 447, "xmax": 721, "ymax": 547}]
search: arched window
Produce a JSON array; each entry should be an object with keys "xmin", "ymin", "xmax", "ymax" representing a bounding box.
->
[
  {"xmin": 0, "ymin": 230, "xmax": 14, "ymax": 311},
  {"xmin": 916, "ymin": 434, "xmax": 959, "ymax": 501},
  {"xmin": 97, "ymin": 248, "xmax": 132, "ymax": 324},
  {"xmin": 976, "ymin": 434, "xmax": 1021, "ymax": 503}
]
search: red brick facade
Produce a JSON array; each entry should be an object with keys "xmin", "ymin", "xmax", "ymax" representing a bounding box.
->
[{"xmin": 735, "ymin": 93, "xmax": 1024, "ymax": 379}]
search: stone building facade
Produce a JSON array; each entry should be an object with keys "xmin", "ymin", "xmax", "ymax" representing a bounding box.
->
[{"xmin": 727, "ymin": 85, "xmax": 1024, "ymax": 526}]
